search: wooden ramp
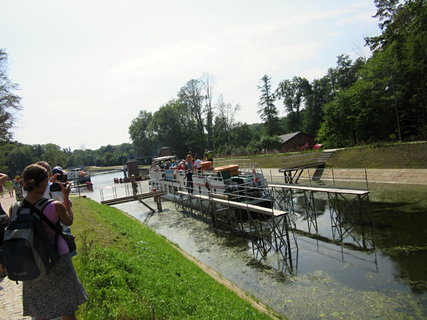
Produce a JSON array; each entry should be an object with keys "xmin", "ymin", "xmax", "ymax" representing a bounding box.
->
[
  {"xmin": 175, "ymin": 191, "xmax": 287, "ymax": 217},
  {"xmin": 279, "ymin": 162, "xmax": 326, "ymax": 183},
  {"xmin": 311, "ymin": 163, "xmax": 325, "ymax": 181},
  {"xmin": 101, "ymin": 190, "xmax": 167, "ymax": 212}
]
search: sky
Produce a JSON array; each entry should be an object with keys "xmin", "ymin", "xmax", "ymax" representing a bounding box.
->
[{"xmin": 1, "ymin": 0, "xmax": 380, "ymax": 151}]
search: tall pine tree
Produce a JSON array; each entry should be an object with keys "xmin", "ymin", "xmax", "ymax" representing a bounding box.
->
[{"xmin": 257, "ymin": 75, "xmax": 280, "ymax": 136}]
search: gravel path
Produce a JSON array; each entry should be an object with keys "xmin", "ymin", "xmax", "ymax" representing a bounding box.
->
[{"xmin": 0, "ymin": 194, "xmax": 30, "ymax": 320}]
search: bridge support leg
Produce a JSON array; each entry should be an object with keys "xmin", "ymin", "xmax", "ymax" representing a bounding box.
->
[
  {"xmin": 138, "ymin": 198, "xmax": 155, "ymax": 213},
  {"xmin": 328, "ymin": 192, "xmax": 375, "ymax": 250},
  {"xmin": 155, "ymin": 195, "xmax": 162, "ymax": 212},
  {"xmin": 303, "ymin": 190, "xmax": 318, "ymax": 233},
  {"xmin": 247, "ymin": 212, "xmax": 271, "ymax": 259},
  {"xmin": 270, "ymin": 213, "xmax": 298, "ymax": 274},
  {"xmin": 329, "ymin": 193, "xmax": 343, "ymax": 240}
]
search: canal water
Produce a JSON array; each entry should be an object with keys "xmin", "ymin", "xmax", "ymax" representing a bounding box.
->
[{"xmin": 82, "ymin": 172, "xmax": 427, "ymax": 320}]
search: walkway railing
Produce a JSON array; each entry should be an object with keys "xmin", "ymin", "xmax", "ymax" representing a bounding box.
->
[{"xmin": 262, "ymin": 167, "xmax": 370, "ymax": 190}]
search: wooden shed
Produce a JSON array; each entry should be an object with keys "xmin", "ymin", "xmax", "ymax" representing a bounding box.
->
[
  {"xmin": 158, "ymin": 147, "xmax": 173, "ymax": 157},
  {"xmin": 278, "ymin": 132, "xmax": 315, "ymax": 152}
]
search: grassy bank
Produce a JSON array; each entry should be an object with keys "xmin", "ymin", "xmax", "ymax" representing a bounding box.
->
[
  {"xmin": 71, "ymin": 197, "xmax": 283, "ymax": 320},
  {"xmin": 85, "ymin": 165, "xmax": 123, "ymax": 172},
  {"xmin": 214, "ymin": 152, "xmax": 320, "ymax": 169},
  {"xmin": 327, "ymin": 142, "xmax": 427, "ymax": 169},
  {"xmin": 84, "ymin": 142, "xmax": 426, "ymax": 171},
  {"xmin": 214, "ymin": 142, "xmax": 427, "ymax": 169}
]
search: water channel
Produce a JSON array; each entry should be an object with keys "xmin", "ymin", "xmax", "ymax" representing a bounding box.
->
[{"xmin": 81, "ymin": 171, "xmax": 427, "ymax": 320}]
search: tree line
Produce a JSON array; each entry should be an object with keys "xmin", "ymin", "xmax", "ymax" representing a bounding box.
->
[
  {"xmin": 129, "ymin": 0, "xmax": 427, "ymax": 158},
  {"xmin": 0, "ymin": 142, "xmax": 136, "ymax": 177},
  {"xmin": 128, "ymin": 75, "xmax": 273, "ymax": 160}
]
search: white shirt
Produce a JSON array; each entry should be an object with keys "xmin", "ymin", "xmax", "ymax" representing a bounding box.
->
[{"xmin": 194, "ymin": 159, "xmax": 202, "ymax": 169}]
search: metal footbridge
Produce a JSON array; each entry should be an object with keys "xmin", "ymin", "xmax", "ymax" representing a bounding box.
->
[
  {"xmin": 267, "ymin": 182, "xmax": 373, "ymax": 251},
  {"xmin": 172, "ymin": 190, "xmax": 298, "ymax": 272},
  {"xmin": 99, "ymin": 168, "xmax": 373, "ymax": 274}
]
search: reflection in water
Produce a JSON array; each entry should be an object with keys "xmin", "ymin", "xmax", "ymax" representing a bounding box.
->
[
  {"xmin": 368, "ymin": 201, "xmax": 427, "ymax": 295},
  {"xmin": 292, "ymin": 194, "xmax": 375, "ymax": 251},
  {"xmin": 84, "ymin": 172, "xmax": 427, "ymax": 319}
]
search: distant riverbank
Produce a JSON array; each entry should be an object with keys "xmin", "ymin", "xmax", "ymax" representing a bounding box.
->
[
  {"xmin": 84, "ymin": 142, "xmax": 427, "ymax": 186},
  {"xmin": 215, "ymin": 141, "xmax": 427, "ymax": 169},
  {"xmin": 85, "ymin": 165, "xmax": 123, "ymax": 172}
]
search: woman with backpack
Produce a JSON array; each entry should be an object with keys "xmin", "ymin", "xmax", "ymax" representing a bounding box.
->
[
  {"xmin": 0, "ymin": 172, "xmax": 10, "ymax": 277},
  {"xmin": 18, "ymin": 164, "xmax": 87, "ymax": 320}
]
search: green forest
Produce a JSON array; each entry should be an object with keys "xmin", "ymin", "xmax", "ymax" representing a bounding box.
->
[
  {"xmin": 127, "ymin": 0, "xmax": 426, "ymax": 158},
  {"xmin": 0, "ymin": 0, "xmax": 426, "ymax": 176}
]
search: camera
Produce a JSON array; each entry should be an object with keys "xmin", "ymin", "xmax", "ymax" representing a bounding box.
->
[
  {"xmin": 52, "ymin": 166, "xmax": 67, "ymax": 183},
  {"xmin": 56, "ymin": 174, "xmax": 68, "ymax": 183},
  {"xmin": 50, "ymin": 182, "xmax": 62, "ymax": 192}
]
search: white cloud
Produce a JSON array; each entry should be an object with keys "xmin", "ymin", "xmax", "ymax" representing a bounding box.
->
[
  {"xmin": 327, "ymin": 32, "xmax": 342, "ymax": 38},
  {"xmin": 300, "ymin": 68, "xmax": 330, "ymax": 81},
  {"xmin": 337, "ymin": 12, "xmax": 376, "ymax": 25}
]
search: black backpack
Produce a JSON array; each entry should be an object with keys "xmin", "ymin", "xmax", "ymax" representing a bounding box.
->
[{"xmin": 0, "ymin": 198, "xmax": 60, "ymax": 281}]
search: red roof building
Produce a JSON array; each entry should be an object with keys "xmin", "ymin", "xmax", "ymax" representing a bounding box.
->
[{"xmin": 278, "ymin": 132, "xmax": 315, "ymax": 152}]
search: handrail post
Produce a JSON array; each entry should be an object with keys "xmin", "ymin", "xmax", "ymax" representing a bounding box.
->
[
  {"xmin": 332, "ymin": 168, "xmax": 336, "ymax": 187},
  {"xmin": 365, "ymin": 169, "xmax": 369, "ymax": 190}
]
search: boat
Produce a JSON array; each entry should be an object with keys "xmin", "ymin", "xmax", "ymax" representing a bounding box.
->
[
  {"xmin": 149, "ymin": 163, "xmax": 270, "ymax": 206},
  {"xmin": 67, "ymin": 168, "xmax": 91, "ymax": 184}
]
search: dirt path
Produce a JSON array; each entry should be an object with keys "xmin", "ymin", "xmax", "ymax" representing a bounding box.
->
[{"xmin": 0, "ymin": 194, "xmax": 30, "ymax": 320}]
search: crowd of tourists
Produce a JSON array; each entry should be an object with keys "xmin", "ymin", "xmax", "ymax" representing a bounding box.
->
[
  {"xmin": 150, "ymin": 150, "xmax": 214, "ymax": 195},
  {"xmin": 0, "ymin": 174, "xmax": 24, "ymax": 200},
  {"xmin": 151, "ymin": 149, "xmax": 213, "ymax": 173},
  {"xmin": 0, "ymin": 162, "xmax": 87, "ymax": 320}
]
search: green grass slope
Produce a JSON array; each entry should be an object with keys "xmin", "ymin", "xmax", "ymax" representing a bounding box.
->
[
  {"xmin": 327, "ymin": 142, "xmax": 427, "ymax": 169},
  {"xmin": 215, "ymin": 152, "xmax": 320, "ymax": 169},
  {"xmin": 215, "ymin": 142, "xmax": 426, "ymax": 169}
]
